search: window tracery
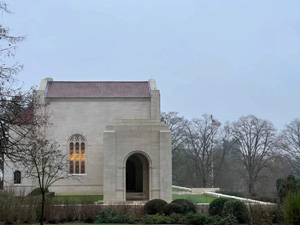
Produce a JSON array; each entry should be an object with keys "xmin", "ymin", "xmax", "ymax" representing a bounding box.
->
[{"xmin": 69, "ymin": 135, "xmax": 85, "ymax": 174}]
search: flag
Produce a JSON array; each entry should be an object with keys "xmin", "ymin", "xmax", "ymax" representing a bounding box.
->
[{"xmin": 211, "ymin": 115, "xmax": 221, "ymax": 126}]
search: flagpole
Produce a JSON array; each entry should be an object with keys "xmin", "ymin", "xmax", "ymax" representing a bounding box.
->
[{"xmin": 211, "ymin": 115, "xmax": 221, "ymax": 188}]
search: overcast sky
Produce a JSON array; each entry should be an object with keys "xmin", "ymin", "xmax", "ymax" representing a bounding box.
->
[{"xmin": 3, "ymin": 0, "xmax": 300, "ymax": 131}]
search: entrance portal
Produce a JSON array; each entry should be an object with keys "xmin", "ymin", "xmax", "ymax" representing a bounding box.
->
[{"xmin": 125, "ymin": 153, "xmax": 149, "ymax": 201}]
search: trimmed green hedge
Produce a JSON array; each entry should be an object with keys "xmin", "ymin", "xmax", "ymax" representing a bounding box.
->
[
  {"xmin": 209, "ymin": 198, "xmax": 230, "ymax": 216},
  {"xmin": 144, "ymin": 199, "xmax": 167, "ymax": 215},
  {"xmin": 171, "ymin": 198, "xmax": 196, "ymax": 214},
  {"xmin": 163, "ymin": 203, "xmax": 184, "ymax": 215}
]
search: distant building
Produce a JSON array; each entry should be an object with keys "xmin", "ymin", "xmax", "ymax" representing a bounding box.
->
[{"xmin": 4, "ymin": 78, "xmax": 172, "ymax": 203}]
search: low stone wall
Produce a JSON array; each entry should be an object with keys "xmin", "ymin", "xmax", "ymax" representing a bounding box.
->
[
  {"xmin": 3, "ymin": 185, "xmax": 33, "ymax": 196},
  {"xmin": 205, "ymin": 192, "xmax": 276, "ymax": 205},
  {"xmin": 172, "ymin": 185, "xmax": 192, "ymax": 192},
  {"xmin": 195, "ymin": 203, "xmax": 209, "ymax": 214}
]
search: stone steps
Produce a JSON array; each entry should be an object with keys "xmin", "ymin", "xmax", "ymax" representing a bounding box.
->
[{"xmin": 126, "ymin": 192, "xmax": 147, "ymax": 200}]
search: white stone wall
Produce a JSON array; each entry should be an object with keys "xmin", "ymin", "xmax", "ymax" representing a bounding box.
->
[
  {"xmin": 3, "ymin": 157, "xmax": 35, "ymax": 195},
  {"xmin": 191, "ymin": 188, "xmax": 220, "ymax": 194},
  {"xmin": 47, "ymin": 98, "xmax": 152, "ymax": 195},
  {"xmin": 4, "ymin": 79, "xmax": 172, "ymax": 203},
  {"xmin": 103, "ymin": 120, "xmax": 172, "ymax": 203},
  {"xmin": 4, "ymin": 97, "xmax": 152, "ymax": 195}
]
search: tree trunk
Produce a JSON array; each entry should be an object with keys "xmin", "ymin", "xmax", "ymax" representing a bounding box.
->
[
  {"xmin": 248, "ymin": 183, "xmax": 255, "ymax": 196},
  {"xmin": 40, "ymin": 191, "xmax": 45, "ymax": 225},
  {"xmin": 202, "ymin": 177, "xmax": 207, "ymax": 188}
]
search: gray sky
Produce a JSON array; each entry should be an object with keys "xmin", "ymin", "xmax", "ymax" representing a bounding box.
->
[{"xmin": 3, "ymin": 0, "xmax": 300, "ymax": 131}]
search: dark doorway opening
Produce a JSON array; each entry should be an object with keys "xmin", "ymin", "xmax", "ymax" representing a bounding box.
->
[{"xmin": 125, "ymin": 153, "xmax": 149, "ymax": 200}]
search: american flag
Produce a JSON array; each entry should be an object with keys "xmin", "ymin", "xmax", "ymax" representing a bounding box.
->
[{"xmin": 211, "ymin": 115, "xmax": 221, "ymax": 126}]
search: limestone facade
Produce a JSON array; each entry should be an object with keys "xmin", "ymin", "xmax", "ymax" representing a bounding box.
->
[{"xmin": 4, "ymin": 78, "xmax": 172, "ymax": 203}]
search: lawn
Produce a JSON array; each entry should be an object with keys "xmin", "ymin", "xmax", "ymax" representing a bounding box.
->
[
  {"xmin": 53, "ymin": 195, "xmax": 103, "ymax": 204},
  {"xmin": 51, "ymin": 193, "xmax": 214, "ymax": 204},
  {"xmin": 172, "ymin": 187, "xmax": 190, "ymax": 193},
  {"xmin": 172, "ymin": 193, "xmax": 216, "ymax": 203}
]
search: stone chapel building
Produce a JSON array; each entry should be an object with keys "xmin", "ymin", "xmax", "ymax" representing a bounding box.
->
[{"xmin": 4, "ymin": 78, "xmax": 172, "ymax": 203}]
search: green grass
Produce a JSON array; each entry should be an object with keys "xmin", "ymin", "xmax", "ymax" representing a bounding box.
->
[
  {"xmin": 172, "ymin": 193, "xmax": 216, "ymax": 203},
  {"xmin": 51, "ymin": 194, "xmax": 214, "ymax": 204},
  {"xmin": 172, "ymin": 187, "xmax": 190, "ymax": 193},
  {"xmin": 52, "ymin": 195, "xmax": 103, "ymax": 204}
]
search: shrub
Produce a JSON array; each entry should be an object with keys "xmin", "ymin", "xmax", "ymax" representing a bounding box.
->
[
  {"xmin": 0, "ymin": 192, "xmax": 38, "ymax": 224},
  {"xmin": 183, "ymin": 212, "xmax": 206, "ymax": 225},
  {"xmin": 28, "ymin": 187, "xmax": 49, "ymax": 196},
  {"xmin": 278, "ymin": 174, "xmax": 300, "ymax": 203},
  {"xmin": 184, "ymin": 213, "xmax": 238, "ymax": 225},
  {"xmin": 217, "ymin": 215, "xmax": 239, "ymax": 225},
  {"xmin": 95, "ymin": 208, "xmax": 137, "ymax": 224},
  {"xmin": 169, "ymin": 213, "xmax": 186, "ymax": 224},
  {"xmin": 171, "ymin": 198, "xmax": 196, "ymax": 214},
  {"xmin": 79, "ymin": 204, "xmax": 100, "ymax": 223},
  {"xmin": 46, "ymin": 192, "xmax": 55, "ymax": 198},
  {"xmin": 209, "ymin": 198, "xmax": 230, "ymax": 216},
  {"xmin": 142, "ymin": 214, "xmax": 173, "ymax": 224},
  {"xmin": 95, "ymin": 209, "xmax": 114, "ymax": 223},
  {"xmin": 248, "ymin": 204, "xmax": 275, "ymax": 225},
  {"xmin": 283, "ymin": 191, "xmax": 300, "ymax": 225},
  {"xmin": 141, "ymin": 212, "xmax": 239, "ymax": 225},
  {"xmin": 142, "ymin": 214, "xmax": 155, "ymax": 224},
  {"xmin": 144, "ymin": 199, "xmax": 167, "ymax": 215},
  {"xmin": 163, "ymin": 203, "xmax": 184, "ymax": 215},
  {"xmin": 0, "ymin": 191, "xmax": 17, "ymax": 223},
  {"xmin": 271, "ymin": 205, "xmax": 284, "ymax": 224},
  {"xmin": 222, "ymin": 199, "xmax": 248, "ymax": 224}
]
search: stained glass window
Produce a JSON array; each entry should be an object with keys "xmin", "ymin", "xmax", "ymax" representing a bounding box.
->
[
  {"xmin": 81, "ymin": 143, "xmax": 85, "ymax": 174},
  {"xmin": 69, "ymin": 135, "xmax": 86, "ymax": 174},
  {"xmin": 70, "ymin": 142, "xmax": 74, "ymax": 173}
]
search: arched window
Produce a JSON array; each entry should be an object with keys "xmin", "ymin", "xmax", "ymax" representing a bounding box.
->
[
  {"xmin": 14, "ymin": 171, "xmax": 21, "ymax": 184},
  {"xmin": 69, "ymin": 135, "xmax": 85, "ymax": 174}
]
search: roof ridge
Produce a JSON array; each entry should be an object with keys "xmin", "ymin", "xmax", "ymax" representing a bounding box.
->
[
  {"xmin": 46, "ymin": 81, "xmax": 152, "ymax": 98},
  {"xmin": 51, "ymin": 81, "xmax": 149, "ymax": 83}
]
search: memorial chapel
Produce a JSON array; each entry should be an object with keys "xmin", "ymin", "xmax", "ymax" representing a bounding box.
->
[{"xmin": 4, "ymin": 78, "xmax": 172, "ymax": 203}]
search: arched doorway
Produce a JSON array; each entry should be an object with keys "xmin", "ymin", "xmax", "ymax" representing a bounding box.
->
[{"xmin": 125, "ymin": 153, "xmax": 149, "ymax": 201}]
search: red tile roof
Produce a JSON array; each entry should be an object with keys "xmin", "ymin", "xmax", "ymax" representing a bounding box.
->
[
  {"xmin": 46, "ymin": 81, "xmax": 151, "ymax": 98},
  {"xmin": 14, "ymin": 104, "xmax": 34, "ymax": 124}
]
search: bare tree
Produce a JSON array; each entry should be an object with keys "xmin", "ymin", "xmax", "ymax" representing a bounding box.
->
[
  {"xmin": 212, "ymin": 125, "xmax": 236, "ymax": 186},
  {"xmin": 162, "ymin": 112, "xmax": 233, "ymax": 188},
  {"xmin": 0, "ymin": 3, "xmax": 25, "ymax": 82},
  {"xmin": 161, "ymin": 112, "xmax": 191, "ymax": 185},
  {"xmin": 185, "ymin": 114, "xmax": 221, "ymax": 188},
  {"xmin": 0, "ymin": 2, "xmax": 26, "ymax": 98},
  {"xmin": 281, "ymin": 118, "xmax": 300, "ymax": 174},
  {"xmin": 0, "ymin": 2, "xmax": 29, "ymax": 189},
  {"xmin": 22, "ymin": 134, "xmax": 69, "ymax": 225},
  {"xmin": 161, "ymin": 112, "xmax": 188, "ymax": 154},
  {"xmin": 1, "ymin": 94, "xmax": 36, "ymax": 161},
  {"xmin": 230, "ymin": 115, "xmax": 277, "ymax": 195},
  {"xmin": 0, "ymin": 2, "xmax": 30, "ymax": 164},
  {"xmin": 9, "ymin": 102, "xmax": 71, "ymax": 225}
]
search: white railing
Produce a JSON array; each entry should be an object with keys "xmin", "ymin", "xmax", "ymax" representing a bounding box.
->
[
  {"xmin": 205, "ymin": 192, "xmax": 276, "ymax": 205},
  {"xmin": 172, "ymin": 185, "xmax": 192, "ymax": 192}
]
